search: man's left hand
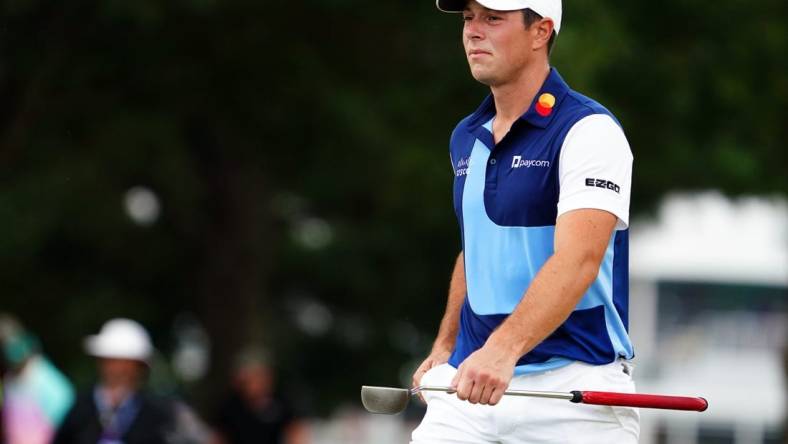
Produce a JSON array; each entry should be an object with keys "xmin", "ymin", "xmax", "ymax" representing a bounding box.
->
[{"xmin": 450, "ymin": 343, "xmax": 518, "ymax": 405}]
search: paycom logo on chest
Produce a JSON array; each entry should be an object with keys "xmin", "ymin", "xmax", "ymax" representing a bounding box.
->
[{"xmin": 511, "ymin": 155, "xmax": 550, "ymax": 169}]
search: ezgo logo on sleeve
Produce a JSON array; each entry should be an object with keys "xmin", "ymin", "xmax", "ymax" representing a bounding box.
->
[
  {"xmin": 511, "ymin": 155, "xmax": 550, "ymax": 169},
  {"xmin": 585, "ymin": 178, "xmax": 621, "ymax": 193}
]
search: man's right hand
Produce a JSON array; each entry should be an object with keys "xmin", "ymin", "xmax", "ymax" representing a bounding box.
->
[{"xmin": 412, "ymin": 348, "xmax": 452, "ymax": 400}]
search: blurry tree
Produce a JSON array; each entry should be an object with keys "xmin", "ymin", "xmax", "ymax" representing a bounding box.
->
[{"xmin": 0, "ymin": 0, "xmax": 785, "ymax": 415}]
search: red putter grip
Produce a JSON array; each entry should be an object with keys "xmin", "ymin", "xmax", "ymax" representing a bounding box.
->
[{"xmin": 573, "ymin": 391, "xmax": 708, "ymax": 412}]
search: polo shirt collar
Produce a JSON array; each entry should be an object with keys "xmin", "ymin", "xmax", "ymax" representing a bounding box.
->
[{"xmin": 467, "ymin": 68, "xmax": 571, "ymax": 131}]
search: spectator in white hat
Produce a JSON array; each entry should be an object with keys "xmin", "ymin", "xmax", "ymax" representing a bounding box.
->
[
  {"xmin": 53, "ymin": 318, "xmax": 177, "ymax": 444},
  {"xmin": 84, "ymin": 318, "xmax": 154, "ymax": 405}
]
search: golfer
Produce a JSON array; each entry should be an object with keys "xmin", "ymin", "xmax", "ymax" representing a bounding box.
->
[{"xmin": 411, "ymin": 0, "xmax": 638, "ymax": 442}]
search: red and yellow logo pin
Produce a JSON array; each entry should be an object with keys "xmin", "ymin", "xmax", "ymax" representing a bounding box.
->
[{"xmin": 535, "ymin": 93, "xmax": 556, "ymax": 117}]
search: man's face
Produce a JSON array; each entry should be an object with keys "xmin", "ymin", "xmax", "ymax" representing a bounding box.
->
[
  {"xmin": 462, "ymin": 1, "xmax": 535, "ymax": 86},
  {"xmin": 234, "ymin": 363, "xmax": 273, "ymax": 405},
  {"xmin": 98, "ymin": 358, "xmax": 145, "ymax": 387}
]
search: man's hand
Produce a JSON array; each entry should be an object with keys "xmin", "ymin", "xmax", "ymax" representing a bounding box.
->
[
  {"xmin": 450, "ymin": 342, "xmax": 518, "ymax": 406},
  {"xmin": 412, "ymin": 348, "xmax": 453, "ymax": 394}
]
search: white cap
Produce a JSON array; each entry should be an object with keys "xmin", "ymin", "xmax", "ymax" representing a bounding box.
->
[
  {"xmin": 84, "ymin": 318, "xmax": 153, "ymax": 363},
  {"xmin": 436, "ymin": 0, "xmax": 562, "ymax": 34}
]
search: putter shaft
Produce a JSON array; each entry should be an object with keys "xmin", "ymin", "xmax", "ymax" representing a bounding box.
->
[{"xmin": 413, "ymin": 385, "xmax": 575, "ymax": 401}]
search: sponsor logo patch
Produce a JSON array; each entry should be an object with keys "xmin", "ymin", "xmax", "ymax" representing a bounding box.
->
[
  {"xmin": 535, "ymin": 93, "xmax": 555, "ymax": 117},
  {"xmin": 585, "ymin": 178, "xmax": 621, "ymax": 193},
  {"xmin": 455, "ymin": 157, "xmax": 471, "ymax": 177},
  {"xmin": 511, "ymin": 155, "xmax": 550, "ymax": 169}
]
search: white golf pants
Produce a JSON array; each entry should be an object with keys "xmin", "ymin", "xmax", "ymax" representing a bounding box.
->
[{"xmin": 410, "ymin": 360, "xmax": 639, "ymax": 444}]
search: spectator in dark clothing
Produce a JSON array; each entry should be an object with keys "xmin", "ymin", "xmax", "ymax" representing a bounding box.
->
[
  {"xmin": 214, "ymin": 348, "xmax": 306, "ymax": 444},
  {"xmin": 53, "ymin": 319, "xmax": 178, "ymax": 444},
  {"xmin": 54, "ymin": 389, "xmax": 175, "ymax": 444}
]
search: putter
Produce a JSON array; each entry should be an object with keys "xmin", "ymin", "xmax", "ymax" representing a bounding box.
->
[{"xmin": 360, "ymin": 385, "xmax": 708, "ymax": 415}]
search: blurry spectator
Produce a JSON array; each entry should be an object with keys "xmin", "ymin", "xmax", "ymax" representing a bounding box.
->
[
  {"xmin": 214, "ymin": 348, "xmax": 307, "ymax": 444},
  {"xmin": 53, "ymin": 318, "xmax": 214, "ymax": 444},
  {"xmin": 0, "ymin": 314, "xmax": 74, "ymax": 444}
]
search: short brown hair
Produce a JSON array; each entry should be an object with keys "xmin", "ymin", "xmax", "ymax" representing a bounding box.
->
[{"xmin": 523, "ymin": 8, "xmax": 556, "ymax": 54}]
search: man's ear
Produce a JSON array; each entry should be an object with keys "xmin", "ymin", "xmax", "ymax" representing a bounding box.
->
[{"xmin": 532, "ymin": 18, "xmax": 554, "ymax": 51}]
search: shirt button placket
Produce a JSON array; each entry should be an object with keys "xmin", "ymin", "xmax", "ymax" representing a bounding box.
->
[{"xmin": 486, "ymin": 156, "xmax": 498, "ymax": 190}]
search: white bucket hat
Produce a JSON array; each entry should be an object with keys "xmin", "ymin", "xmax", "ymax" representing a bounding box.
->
[
  {"xmin": 436, "ymin": 0, "xmax": 563, "ymax": 34},
  {"xmin": 84, "ymin": 318, "xmax": 153, "ymax": 363}
]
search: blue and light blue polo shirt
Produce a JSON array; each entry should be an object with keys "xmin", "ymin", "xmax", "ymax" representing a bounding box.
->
[{"xmin": 448, "ymin": 68, "xmax": 635, "ymax": 375}]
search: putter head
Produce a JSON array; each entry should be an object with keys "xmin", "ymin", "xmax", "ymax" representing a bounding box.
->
[{"xmin": 360, "ymin": 385, "xmax": 411, "ymax": 414}]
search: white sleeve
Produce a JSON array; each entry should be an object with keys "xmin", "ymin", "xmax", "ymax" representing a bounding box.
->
[{"xmin": 557, "ymin": 114, "xmax": 633, "ymax": 230}]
